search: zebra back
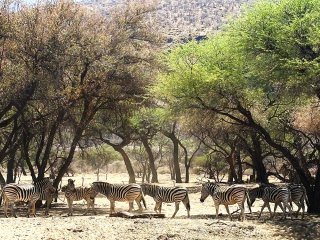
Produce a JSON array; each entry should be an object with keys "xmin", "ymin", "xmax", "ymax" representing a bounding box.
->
[
  {"xmin": 141, "ymin": 184, "xmax": 188, "ymax": 203},
  {"xmin": 92, "ymin": 181, "xmax": 142, "ymax": 202},
  {"xmin": 262, "ymin": 186, "xmax": 291, "ymax": 203},
  {"xmin": 141, "ymin": 184, "xmax": 160, "ymax": 198},
  {"xmin": 3, "ymin": 184, "xmax": 40, "ymax": 203}
]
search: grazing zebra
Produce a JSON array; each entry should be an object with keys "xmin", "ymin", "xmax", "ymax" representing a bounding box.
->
[
  {"xmin": 2, "ymin": 178, "xmax": 55, "ymax": 218},
  {"xmin": 61, "ymin": 179, "xmax": 98, "ymax": 216},
  {"xmin": 273, "ymin": 184, "xmax": 308, "ymax": 219},
  {"xmin": 141, "ymin": 184, "xmax": 190, "ymax": 218},
  {"xmin": 91, "ymin": 181, "xmax": 146, "ymax": 215},
  {"xmin": 258, "ymin": 186, "xmax": 293, "ymax": 219},
  {"xmin": 200, "ymin": 182, "xmax": 250, "ymax": 221}
]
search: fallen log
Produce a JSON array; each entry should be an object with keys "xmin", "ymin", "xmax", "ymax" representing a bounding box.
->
[{"xmin": 109, "ymin": 211, "xmax": 165, "ymax": 219}]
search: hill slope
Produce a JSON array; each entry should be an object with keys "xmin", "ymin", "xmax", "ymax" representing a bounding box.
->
[{"xmin": 84, "ymin": 0, "xmax": 255, "ymax": 43}]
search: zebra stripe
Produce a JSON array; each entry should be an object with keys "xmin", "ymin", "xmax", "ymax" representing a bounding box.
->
[
  {"xmin": 141, "ymin": 184, "xmax": 190, "ymax": 218},
  {"xmin": 61, "ymin": 179, "xmax": 97, "ymax": 216},
  {"xmin": 92, "ymin": 181, "xmax": 146, "ymax": 214},
  {"xmin": 258, "ymin": 186, "xmax": 293, "ymax": 219},
  {"xmin": 2, "ymin": 178, "xmax": 55, "ymax": 218},
  {"xmin": 200, "ymin": 182, "xmax": 249, "ymax": 221}
]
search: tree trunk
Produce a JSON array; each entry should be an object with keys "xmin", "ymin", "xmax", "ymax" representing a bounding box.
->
[
  {"xmin": 172, "ymin": 136, "xmax": 182, "ymax": 183},
  {"xmin": 250, "ymin": 133, "xmax": 268, "ymax": 183},
  {"xmin": 307, "ymin": 165, "xmax": 320, "ymax": 213},
  {"xmin": 113, "ymin": 146, "xmax": 136, "ymax": 183},
  {"xmin": 6, "ymin": 151, "xmax": 15, "ymax": 183},
  {"xmin": 235, "ymin": 149, "xmax": 243, "ymax": 183},
  {"xmin": 141, "ymin": 136, "xmax": 158, "ymax": 183},
  {"xmin": 185, "ymin": 165, "xmax": 190, "ymax": 183},
  {"xmin": 226, "ymin": 151, "xmax": 238, "ymax": 183}
]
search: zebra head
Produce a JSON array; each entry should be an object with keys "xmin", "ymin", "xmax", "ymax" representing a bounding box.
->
[
  {"xmin": 61, "ymin": 179, "xmax": 76, "ymax": 193},
  {"xmin": 200, "ymin": 182, "xmax": 216, "ymax": 202}
]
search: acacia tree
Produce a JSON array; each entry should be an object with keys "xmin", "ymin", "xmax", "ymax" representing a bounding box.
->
[
  {"xmin": 154, "ymin": 0, "xmax": 320, "ymax": 213},
  {"xmin": 0, "ymin": 0, "xmax": 162, "ymax": 187}
]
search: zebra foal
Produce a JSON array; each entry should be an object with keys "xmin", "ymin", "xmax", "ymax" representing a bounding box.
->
[
  {"xmin": 61, "ymin": 179, "xmax": 98, "ymax": 216},
  {"xmin": 258, "ymin": 186, "xmax": 293, "ymax": 219},
  {"xmin": 2, "ymin": 178, "xmax": 55, "ymax": 218},
  {"xmin": 141, "ymin": 184, "xmax": 190, "ymax": 218},
  {"xmin": 91, "ymin": 181, "xmax": 146, "ymax": 215},
  {"xmin": 200, "ymin": 182, "xmax": 250, "ymax": 221}
]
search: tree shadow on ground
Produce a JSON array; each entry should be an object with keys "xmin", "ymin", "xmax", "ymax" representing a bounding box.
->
[{"xmin": 263, "ymin": 213, "xmax": 320, "ymax": 240}]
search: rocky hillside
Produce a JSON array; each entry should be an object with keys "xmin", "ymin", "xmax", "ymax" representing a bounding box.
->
[{"xmin": 84, "ymin": 0, "xmax": 255, "ymax": 43}]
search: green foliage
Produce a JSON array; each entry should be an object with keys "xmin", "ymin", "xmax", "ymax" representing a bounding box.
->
[
  {"xmin": 77, "ymin": 145, "xmax": 122, "ymax": 170},
  {"xmin": 154, "ymin": 0, "xmax": 320, "ymax": 127}
]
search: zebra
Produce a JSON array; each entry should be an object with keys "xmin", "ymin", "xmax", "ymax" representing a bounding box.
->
[
  {"xmin": 91, "ymin": 181, "xmax": 146, "ymax": 215},
  {"xmin": 273, "ymin": 184, "xmax": 309, "ymax": 219},
  {"xmin": 61, "ymin": 179, "xmax": 98, "ymax": 216},
  {"xmin": 141, "ymin": 184, "xmax": 190, "ymax": 218},
  {"xmin": 200, "ymin": 182, "xmax": 250, "ymax": 221},
  {"xmin": 258, "ymin": 186, "xmax": 293, "ymax": 219},
  {"xmin": 2, "ymin": 178, "xmax": 55, "ymax": 218},
  {"xmin": 248, "ymin": 183, "xmax": 277, "ymax": 212}
]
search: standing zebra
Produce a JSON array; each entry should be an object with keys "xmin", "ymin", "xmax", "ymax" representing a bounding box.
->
[
  {"xmin": 91, "ymin": 181, "xmax": 146, "ymax": 215},
  {"xmin": 273, "ymin": 184, "xmax": 308, "ymax": 219},
  {"xmin": 141, "ymin": 184, "xmax": 190, "ymax": 218},
  {"xmin": 200, "ymin": 182, "xmax": 250, "ymax": 221},
  {"xmin": 61, "ymin": 179, "xmax": 98, "ymax": 216},
  {"xmin": 258, "ymin": 186, "xmax": 293, "ymax": 219},
  {"xmin": 2, "ymin": 178, "xmax": 55, "ymax": 218}
]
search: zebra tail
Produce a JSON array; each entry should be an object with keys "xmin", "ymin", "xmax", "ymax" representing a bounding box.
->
[
  {"xmin": 245, "ymin": 189, "xmax": 252, "ymax": 213},
  {"xmin": 183, "ymin": 191, "xmax": 191, "ymax": 211}
]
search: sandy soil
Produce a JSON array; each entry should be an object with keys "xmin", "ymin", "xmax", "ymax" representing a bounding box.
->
[{"xmin": 0, "ymin": 173, "xmax": 319, "ymax": 240}]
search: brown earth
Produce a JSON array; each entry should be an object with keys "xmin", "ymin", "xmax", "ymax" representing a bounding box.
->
[{"xmin": 0, "ymin": 173, "xmax": 319, "ymax": 240}]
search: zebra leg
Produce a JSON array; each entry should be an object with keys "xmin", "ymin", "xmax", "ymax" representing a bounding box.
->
[
  {"xmin": 11, "ymin": 203, "xmax": 17, "ymax": 218},
  {"xmin": 224, "ymin": 204, "xmax": 232, "ymax": 221},
  {"xmin": 239, "ymin": 203, "xmax": 245, "ymax": 221},
  {"xmin": 128, "ymin": 201, "xmax": 134, "ymax": 212},
  {"xmin": 266, "ymin": 202, "xmax": 273, "ymax": 219},
  {"xmin": 214, "ymin": 203, "xmax": 220, "ymax": 219},
  {"xmin": 171, "ymin": 202, "xmax": 180, "ymax": 218},
  {"xmin": 45, "ymin": 197, "xmax": 53, "ymax": 216},
  {"xmin": 135, "ymin": 198, "xmax": 143, "ymax": 213},
  {"xmin": 294, "ymin": 200, "xmax": 302, "ymax": 218},
  {"xmin": 276, "ymin": 202, "xmax": 288, "ymax": 219},
  {"xmin": 91, "ymin": 198, "xmax": 97, "ymax": 215},
  {"xmin": 84, "ymin": 199, "xmax": 90, "ymax": 216},
  {"xmin": 154, "ymin": 202, "xmax": 161, "ymax": 213},
  {"xmin": 283, "ymin": 201, "xmax": 293, "ymax": 219},
  {"xmin": 182, "ymin": 197, "xmax": 190, "ymax": 218},
  {"xmin": 31, "ymin": 201, "xmax": 36, "ymax": 217},
  {"xmin": 67, "ymin": 198, "xmax": 73, "ymax": 216},
  {"xmin": 4, "ymin": 199, "xmax": 9, "ymax": 218},
  {"xmin": 300, "ymin": 199, "xmax": 305, "ymax": 219},
  {"xmin": 110, "ymin": 200, "xmax": 115, "ymax": 214},
  {"xmin": 258, "ymin": 202, "xmax": 267, "ymax": 219}
]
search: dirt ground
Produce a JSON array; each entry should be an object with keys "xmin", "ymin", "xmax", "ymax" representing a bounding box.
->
[{"xmin": 0, "ymin": 173, "xmax": 319, "ymax": 240}]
